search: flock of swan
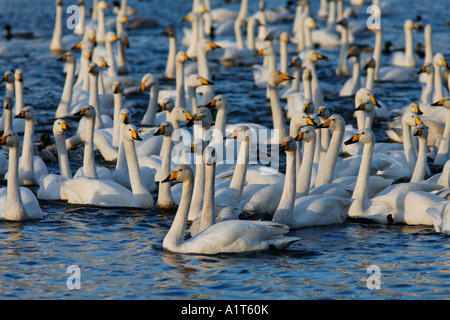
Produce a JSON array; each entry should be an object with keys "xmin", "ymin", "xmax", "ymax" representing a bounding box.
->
[{"xmin": 1, "ymin": 0, "xmax": 450, "ymax": 255}]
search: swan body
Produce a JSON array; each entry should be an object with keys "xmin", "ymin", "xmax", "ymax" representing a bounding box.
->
[
  {"xmin": 0, "ymin": 131, "xmax": 42, "ymax": 221},
  {"xmin": 161, "ymin": 165, "xmax": 300, "ymax": 254}
]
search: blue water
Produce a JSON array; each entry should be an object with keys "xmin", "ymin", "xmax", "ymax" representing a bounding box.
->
[{"xmin": 0, "ymin": 0, "xmax": 449, "ymax": 300}]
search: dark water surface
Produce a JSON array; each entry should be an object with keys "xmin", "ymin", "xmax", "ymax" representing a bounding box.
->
[{"xmin": 0, "ymin": 0, "xmax": 449, "ymax": 300}]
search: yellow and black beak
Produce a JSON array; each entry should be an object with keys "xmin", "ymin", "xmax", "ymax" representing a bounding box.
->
[
  {"xmin": 344, "ymin": 133, "xmax": 361, "ymax": 145},
  {"xmin": 0, "ymin": 135, "xmax": 7, "ymax": 145},
  {"xmin": 153, "ymin": 125, "xmax": 165, "ymax": 136},
  {"xmin": 417, "ymin": 65, "xmax": 428, "ymax": 74},
  {"xmin": 413, "ymin": 126, "xmax": 423, "ymax": 137},
  {"xmin": 161, "ymin": 170, "xmax": 179, "ymax": 183},
  {"xmin": 209, "ymin": 41, "xmax": 221, "ymax": 50},
  {"xmin": 315, "ymin": 118, "xmax": 332, "ymax": 128},
  {"xmin": 60, "ymin": 121, "xmax": 71, "ymax": 131},
  {"xmin": 157, "ymin": 102, "xmax": 167, "ymax": 112},
  {"xmin": 131, "ymin": 130, "xmax": 142, "ymax": 141},
  {"xmin": 315, "ymin": 52, "xmax": 328, "ymax": 60},
  {"xmin": 73, "ymin": 107, "xmax": 88, "ymax": 116},
  {"xmin": 200, "ymin": 77, "xmax": 214, "ymax": 85},
  {"xmin": 0, "ymin": 73, "xmax": 7, "ymax": 83},
  {"xmin": 100, "ymin": 59, "xmax": 109, "ymax": 68},
  {"xmin": 295, "ymin": 131, "xmax": 305, "ymax": 141},
  {"xmin": 204, "ymin": 99, "xmax": 217, "ymax": 109},
  {"xmin": 413, "ymin": 116, "xmax": 423, "ymax": 125},
  {"xmin": 369, "ymin": 94, "xmax": 381, "ymax": 108},
  {"xmin": 140, "ymin": 82, "xmax": 147, "ymax": 92},
  {"xmin": 431, "ymin": 98, "xmax": 448, "ymax": 106},
  {"xmin": 257, "ymin": 49, "xmax": 265, "ymax": 56},
  {"xmin": 412, "ymin": 104, "xmax": 423, "ymax": 115},
  {"xmin": 184, "ymin": 111, "xmax": 194, "ymax": 121},
  {"xmin": 280, "ymin": 72, "xmax": 295, "ymax": 81},
  {"xmin": 14, "ymin": 110, "xmax": 26, "ymax": 119},
  {"xmin": 122, "ymin": 113, "xmax": 129, "ymax": 124},
  {"xmin": 280, "ymin": 140, "xmax": 290, "ymax": 152},
  {"xmin": 113, "ymin": 83, "xmax": 121, "ymax": 94},
  {"xmin": 57, "ymin": 54, "xmax": 68, "ymax": 61}
]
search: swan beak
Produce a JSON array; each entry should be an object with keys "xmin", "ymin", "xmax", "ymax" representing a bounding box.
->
[
  {"xmin": 72, "ymin": 42, "xmax": 82, "ymax": 50},
  {"xmin": 101, "ymin": 59, "xmax": 109, "ymax": 68},
  {"xmin": 112, "ymin": 34, "xmax": 119, "ymax": 42},
  {"xmin": 295, "ymin": 132, "xmax": 305, "ymax": 141},
  {"xmin": 157, "ymin": 102, "xmax": 167, "ymax": 112},
  {"xmin": 280, "ymin": 73, "xmax": 295, "ymax": 81},
  {"xmin": 317, "ymin": 109, "xmax": 325, "ymax": 117},
  {"xmin": 161, "ymin": 171, "xmax": 178, "ymax": 183},
  {"xmin": 153, "ymin": 125, "xmax": 165, "ymax": 136},
  {"xmin": 60, "ymin": 122, "xmax": 71, "ymax": 131},
  {"xmin": 414, "ymin": 116, "xmax": 423, "ymax": 125},
  {"xmin": 123, "ymin": 37, "xmax": 129, "ymax": 49},
  {"xmin": 417, "ymin": 65, "xmax": 427, "ymax": 74},
  {"xmin": 88, "ymin": 65, "xmax": 95, "ymax": 73},
  {"xmin": 257, "ymin": 49, "xmax": 265, "ymax": 56},
  {"xmin": 58, "ymin": 54, "xmax": 68, "ymax": 61},
  {"xmin": 311, "ymin": 21, "xmax": 318, "ymax": 29},
  {"xmin": 0, "ymin": 74, "xmax": 7, "ymax": 83},
  {"xmin": 183, "ymin": 54, "xmax": 191, "ymax": 61},
  {"xmin": 113, "ymin": 84, "xmax": 120, "ymax": 93},
  {"xmin": 86, "ymin": 51, "xmax": 92, "ymax": 61},
  {"xmin": 431, "ymin": 99, "xmax": 448, "ymax": 106},
  {"xmin": 355, "ymin": 102, "xmax": 367, "ymax": 111},
  {"xmin": 123, "ymin": 16, "xmax": 129, "ymax": 23},
  {"xmin": 200, "ymin": 77, "xmax": 214, "ymax": 85},
  {"xmin": 0, "ymin": 135, "xmax": 7, "ymax": 145},
  {"xmin": 413, "ymin": 105, "xmax": 423, "ymax": 115},
  {"xmin": 74, "ymin": 107, "xmax": 87, "ymax": 116},
  {"xmin": 184, "ymin": 111, "xmax": 194, "ymax": 121},
  {"xmin": 122, "ymin": 113, "xmax": 129, "ymax": 124},
  {"xmin": 14, "ymin": 110, "xmax": 26, "ymax": 119},
  {"xmin": 209, "ymin": 41, "xmax": 221, "ymax": 49},
  {"xmin": 315, "ymin": 52, "xmax": 328, "ymax": 60},
  {"xmin": 279, "ymin": 140, "xmax": 290, "ymax": 151},
  {"xmin": 204, "ymin": 99, "xmax": 217, "ymax": 109},
  {"xmin": 370, "ymin": 95, "xmax": 381, "ymax": 108},
  {"xmin": 344, "ymin": 133, "xmax": 361, "ymax": 145},
  {"xmin": 306, "ymin": 116, "xmax": 317, "ymax": 126},
  {"xmin": 442, "ymin": 59, "xmax": 449, "ymax": 69},
  {"xmin": 140, "ymin": 82, "xmax": 147, "ymax": 92},
  {"xmin": 413, "ymin": 127, "xmax": 423, "ymax": 137},
  {"xmin": 131, "ymin": 130, "xmax": 142, "ymax": 141},
  {"xmin": 315, "ymin": 118, "xmax": 331, "ymax": 128}
]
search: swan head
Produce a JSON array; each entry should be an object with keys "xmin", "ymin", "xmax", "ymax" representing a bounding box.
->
[
  {"xmin": 153, "ymin": 121, "xmax": 174, "ymax": 137},
  {"xmin": 280, "ymin": 32, "xmax": 290, "ymax": 43},
  {"xmin": 346, "ymin": 46, "xmax": 360, "ymax": 59},
  {"xmin": 402, "ymin": 111, "xmax": 423, "ymax": 127},
  {"xmin": 317, "ymin": 106, "xmax": 330, "ymax": 119},
  {"xmin": 304, "ymin": 17, "xmax": 318, "ymax": 30},
  {"xmin": 433, "ymin": 53, "xmax": 448, "ymax": 68},
  {"xmin": 364, "ymin": 57, "xmax": 376, "ymax": 70},
  {"xmin": 106, "ymin": 32, "xmax": 118, "ymax": 43},
  {"xmin": 113, "ymin": 81, "xmax": 122, "ymax": 94},
  {"xmin": 295, "ymin": 126, "xmax": 316, "ymax": 143},
  {"xmin": 176, "ymin": 51, "xmax": 191, "ymax": 64},
  {"xmin": 170, "ymin": 106, "xmax": 193, "ymax": 123},
  {"xmin": 97, "ymin": 1, "xmax": 109, "ymax": 10},
  {"xmin": 187, "ymin": 110, "xmax": 211, "ymax": 128},
  {"xmin": 0, "ymin": 130, "xmax": 20, "ymax": 148},
  {"xmin": 413, "ymin": 123, "xmax": 428, "ymax": 139},
  {"xmin": 96, "ymin": 56, "xmax": 109, "ymax": 69},
  {"xmin": 140, "ymin": 73, "xmax": 158, "ymax": 92},
  {"xmin": 162, "ymin": 27, "xmax": 176, "ymax": 38},
  {"xmin": 183, "ymin": 12, "xmax": 199, "ymax": 24},
  {"xmin": 344, "ymin": 129, "xmax": 375, "ymax": 145},
  {"xmin": 57, "ymin": 52, "xmax": 76, "ymax": 64},
  {"xmin": 302, "ymin": 99, "xmax": 314, "ymax": 114},
  {"xmin": 315, "ymin": 114, "xmax": 345, "ymax": 131},
  {"xmin": 0, "ymin": 70, "xmax": 14, "ymax": 84},
  {"xmin": 198, "ymin": 39, "xmax": 221, "ymax": 52},
  {"xmin": 204, "ymin": 145, "xmax": 217, "ymax": 166},
  {"xmin": 14, "ymin": 106, "xmax": 35, "ymax": 120},
  {"xmin": 120, "ymin": 108, "xmax": 131, "ymax": 124},
  {"xmin": 204, "ymin": 95, "xmax": 227, "ymax": 111},
  {"xmin": 56, "ymin": 0, "xmax": 62, "ymax": 7},
  {"xmin": 88, "ymin": 63, "xmax": 99, "ymax": 75},
  {"xmin": 409, "ymin": 102, "xmax": 423, "ymax": 115},
  {"xmin": 305, "ymin": 50, "xmax": 328, "ymax": 63},
  {"xmin": 225, "ymin": 126, "xmax": 251, "ymax": 141},
  {"xmin": 157, "ymin": 98, "xmax": 175, "ymax": 113},
  {"xmin": 257, "ymin": 46, "xmax": 274, "ymax": 57},
  {"xmin": 280, "ymin": 136, "xmax": 297, "ymax": 152},
  {"xmin": 431, "ymin": 98, "xmax": 450, "ymax": 109},
  {"xmin": 73, "ymin": 105, "xmax": 96, "ymax": 118},
  {"xmin": 3, "ymin": 97, "xmax": 13, "ymax": 110},
  {"xmin": 187, "ymin": 74, "xmax": 214, "ymax": 88},
  {"xmin": 268, "ymin": 70, "xmax": 294, "ymax": 87},
  {"xmin": 355, "ymin": 88, "xmax": 381, "ymax": 108},
  {"xmin": 124, "ymin": 124, "xmax": 142, "ymax": 142},
  {"xmin": 14, "ymin": 69, "xmax": 23, "ymax": 83},
  {"xmin": 289, "ymin": 56, "xmax": 303, "ymax": 69},
  {"xmin": 161, "ymin": 165, "xmax": 193, "ymax": 183},
  {"xmin": 53, "ymin": 119, "xmax": 71, "ymax": 136},
  {"xmin": 404, "ymin": 19, "xmax": 419, "ymax": 31},
  {"xmin": 417, "ymin": 63, "xmax": 433, "ymax": 75}
]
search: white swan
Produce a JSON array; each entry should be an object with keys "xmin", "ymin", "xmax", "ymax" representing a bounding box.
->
[
  {"xmin": 339, "ymin": 46, "xmax": 362, "ymax": 97},
  {"xmin": 303, "ymin": 50, "xmax": 327, "ymax": 109},
  {"xmin": 49, "ymin": 0, "xmax": 64, "ymax": 52},
  {"xmin": 432, "ymin": 53, "xmax": 450, "ymax": 101},
  {"xmin": 335, "ymin": 18, "xmax": 351, "ymax": 77},
  {"xmin": 0, "ymin": 131, "xmax": 42, "ymax": 221},
  {"xmin": 285, "ymin": 68, "xmax": 312, "ymax": 119},
  {"xmin": 162, "ymin": 27, "xmax": 177, "ymax": 81},
  {"xmin": 390, "ymin": 20, "xmax": 419, "ymax": 68},
  {"xmin": 161, "ymin": 164, "xmax": 300, "ymax": 254},
  {"xmin": 59, "ymin": 123, "xmax": 154, "ymax": 209},
  {"xmin": 37, "ymin": 119, "xmax": 72, "ymax": 201},
  {"xmin": 55, "ymin": 52, "xmax": 77, "ymax": 119},
  {"xmin": 345, "ymin": 129, "xmax": 445, "ymax": 225},
  {"xmin": 427, "ymin": 202, "xmax": 450, "ymax": 234},
  {"xmin": 272, "ymin": 136, "xmax": 351, "ymax": 229},
  {"xmin": 431, "ymin": 98, "xmax": 450, "ymax": 167},
  {"xmin": 410, "ymin": 123, "xmax": 429, "ymax": 183},
  {"xmin": 418, "ymin": 63, "xmax": 434, "ymax": 105}
]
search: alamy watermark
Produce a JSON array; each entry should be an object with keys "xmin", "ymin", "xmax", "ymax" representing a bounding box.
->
[
  {"xmin": 66, "ymin": 265, "xmax": 81, "ymax": 290},
  {"xmin": 366, "ymin": 5, "xmax": 381, "ymax": 30},
  {"xmin": 366, "ymin": 265, "xmax": 381, "ymax": 290},
  {"xmin": 65, "ymin": 5, "xmax": 81, "ymax": 30}
]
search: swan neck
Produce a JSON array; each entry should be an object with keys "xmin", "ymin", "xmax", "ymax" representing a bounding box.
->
[
  {"xmin": 410, "ymin": 137, "xmax": 428, "ymax": 182},
  {"xmin": 56, "ymin": 61, "xmax": 76, "ymax": 118},
  {"xmin": 199, "ymin": 163, "xmax": 216, "ymax": 233},
  {"xmin": 141, "ymin": 83, "xmax": 159, "ymax": 126},
  {"xmin": 158, "ymin": 135, "xmax": 175, "ymax": 206},
  {"xmin": 123, "ymin": 137, "xmax": 148, "ymax": 194},
  {"xmin": 229, "ymin": 136, "xmax": 249, "ymax": 196},
  {"xmin": 351, "ymin": 139, "xmax": 375, "ymax": 212},
  {"xmin": 112, "ymin": 93, "xmax": 122, "ymax": 148},
  {"xmin": 297, "ymin": 136, "xmax": 316, "ymax": 197},
  {"xmin": 83, "ymin": 116, "xmax": 98, "ymax": 179},
  {"xmin": 55, "ymin": 133, "xmax": 72, "ymax": 179},
  {"xmin": 373, "ymin": 29, "xmax": 383, "ymax": 80},
  {"xmin": 277, "ymin": 150, "xmax": 296, "ymax": 211},
  {"xmin": 176, "ymin": 60, "xmax": 187, "ymax": 108},
  {"xmin": 106, "ymin": 41, "xmax": 118, "ymax": 77},
  {"xmin": 6, "ymin": 144, "xmax": 27, "ymax": 221},
  {"xmin": 268, "ymin": 84, "xmax": 288, "ymax": 144},
  {"xmin": 89, "ymin": 73, "xmax": 104, "ymax": 129}
]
